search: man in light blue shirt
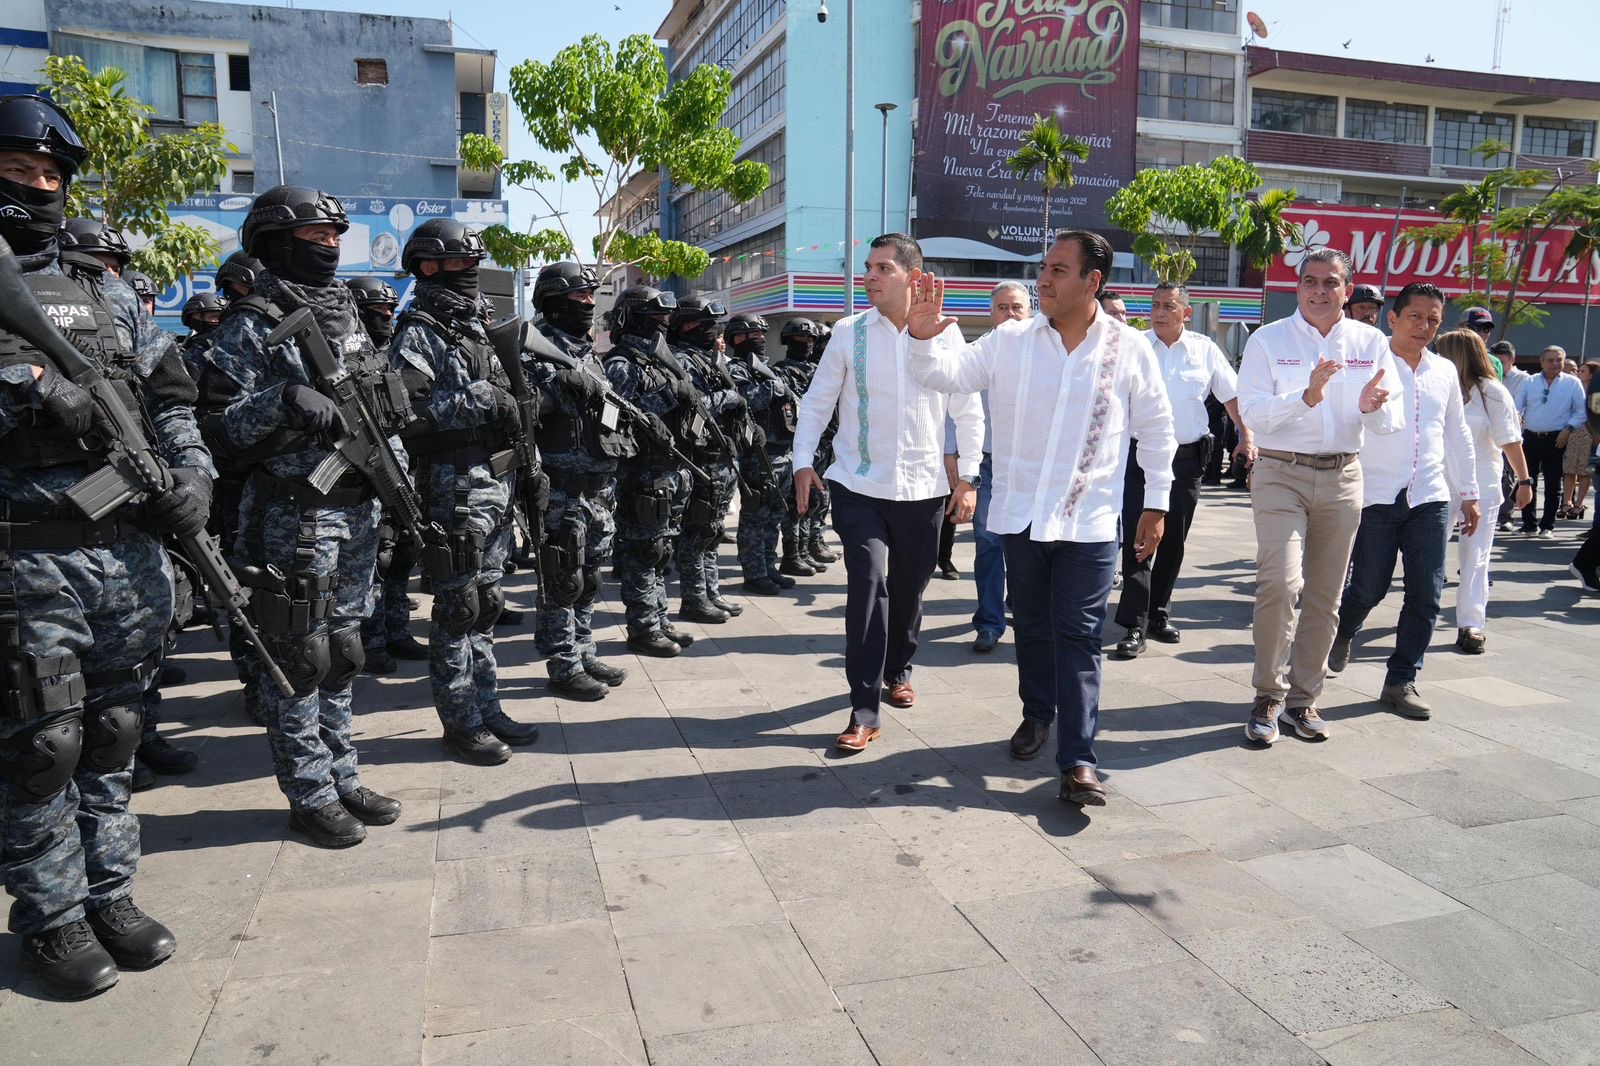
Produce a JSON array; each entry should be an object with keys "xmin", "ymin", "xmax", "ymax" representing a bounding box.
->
[{"xmin": 1516, "ymin": 344, "xmax": 1587, "ymax": 536}]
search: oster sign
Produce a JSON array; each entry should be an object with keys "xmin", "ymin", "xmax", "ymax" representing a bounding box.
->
[
  {"xmin": 1267, "ymin": 204, "xmax": 1600, "ymax": 305},
  {"xmin": 914, "ymin": 0, "xmax": 1140, "ymax": 258}
]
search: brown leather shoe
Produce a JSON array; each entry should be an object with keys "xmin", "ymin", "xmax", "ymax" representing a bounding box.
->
[
  {"xmin": 1060, "ymin": 766, "xmax": 1107, "ymax": 806},
  {"xmin": 886, "ymin": 682, "xmax": 915, "ymax": 708},
  {"xmin": 835, "ymin": 724, "xmax": 882, "ymax": 752},
  {"xmin": 1010, "ymin": 719, "xmax": 1050, "ymax": 760}
]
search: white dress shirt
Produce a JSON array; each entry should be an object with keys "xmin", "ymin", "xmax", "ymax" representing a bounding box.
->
[
  {"xmin": 1358, "ymin": 349, "xmax": 1478, "ymax": 508},
  {"xmin": 908, "ymin": 308, "xmax": 1176, "ymax": 544},
  {"xmin": 793, "ymin": 308, "xmax": 984, "ymax": 501},
  {"xmin": 1237, "ymin": 311, "xmax": 1404, "ymax": 454},
  {"xmin": 1501, "ymin": 363, "xmax": 1533, "ymax": 405},
  {"xmin": 1143, "ymin": 328, "xmax": 1237, "ymax": 444},
  {"xmin": 1462, "ymin": 378, "xmax": 1521, "ymax": 509}
]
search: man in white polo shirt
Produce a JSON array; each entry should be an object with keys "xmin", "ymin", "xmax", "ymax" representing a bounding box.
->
[
  {"xmin": 1237, "ymin": 247, "xmax": 1402, "ymax": 747},
  {"xmin": 1330, "ymin": 282, "xmax": 1478, "ymax": 719},
  {"xmin": 906, "ymin": 230, "xmax": 1177, "ymax": 805}
]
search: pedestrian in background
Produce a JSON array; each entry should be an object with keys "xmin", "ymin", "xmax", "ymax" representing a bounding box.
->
[
  {"xmin": 1516, "ymin": 345, "xmax": 1587, "ymax": 537},
  {"xmin": 1560, "ymin": 360, "xmax": 1596, "ymax": 521}
]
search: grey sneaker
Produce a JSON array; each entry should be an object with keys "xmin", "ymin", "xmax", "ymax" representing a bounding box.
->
[
  {"xmin": 1380, "ymin": 683, "xmax": 1432, "ymax": 720},
  {"xmin": 1327, "ymin": 636, "xmax": 1352, "ymax": 674},
  {"xmin": 1281, "ymin": 705, "xmax": 1331, "ymax": 740},
  {"xmin": 1245, "ymin": 697, "xmax": 1283, "ymax": 745}
]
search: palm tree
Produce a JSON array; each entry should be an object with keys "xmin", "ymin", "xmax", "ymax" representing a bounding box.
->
[
  {"xmin": 1235, "ymin": 187, "xmax": 1302, "ymax": 273},
  {"xmin": 1007, "ymin": 114, "xmax": 1092, "ymax": 255}
]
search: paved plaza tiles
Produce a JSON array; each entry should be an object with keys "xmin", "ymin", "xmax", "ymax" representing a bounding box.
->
[{"xmin": 3, "ymin": 491, "xmax": 1598, "ymax": 1064}]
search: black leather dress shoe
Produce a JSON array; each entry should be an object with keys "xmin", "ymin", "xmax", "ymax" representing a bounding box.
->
[
  {"xmin": 290, "ymin": 800, "xmax": 368, "ymax": 847},
  {"xmin": 340, "ymin": 786, "xmax": 402, "ymax": 826},
  {"xmin": 484, "ymin": 713, "xmax": 541, "ymax": 746},
  {"xmin": 1009, "ymin": 719, "xmax": 1050, "ymax": 760},
  {"xmin": 1148, "ymin": 619, "xmax": 1181, "ymax": 644},
  {"xmin": 627, "ymin": 633, "xmax": 682, "ymax": 658},
  {"xmin": 21, "ymin": 919, "xmax": 119, "ymax": 998},
  {"xmin": 441, "ymin": 727, "xmax": 512, "ymax": 766},
  {"xmin": 1115, "ymin": 627, "xmax": 1146, "ymax": 659},
  {"xmin": 973, "ymin": 631, "xmax": 999, "ymax": 654},
  {"xmin": 87, "ymin": 898, "xmax": 176, "ymax": 971},
  {"xmin": 584, "ymin": 659, "xmax": 628, "ymax": 686},
  {"xmin": 387, "ymin": 634, "xmax": 428, "ymax": 660}
]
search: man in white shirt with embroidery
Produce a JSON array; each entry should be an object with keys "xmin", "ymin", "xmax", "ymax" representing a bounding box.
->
[
  {"xmin": 1112, "ymin": 281, "xmax": 1253, "ymax": 658},
  {"xmin": 792, "ymin": 233, "xmax": 985, "ymax": 753},
  {"xmin": 1237, "ymin": 247, "xmax": 1401, "ymax": 747},
  {"xmin": 1329, "ymin": 283, "xmax": 1478, "ymax": 719},
  {"xmin": 905, "ymin": 230, "xmax": 1176, "ymax": 805}
]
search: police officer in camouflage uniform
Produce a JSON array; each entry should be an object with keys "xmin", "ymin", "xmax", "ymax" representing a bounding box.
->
[
  {"xmin": 729, "ymin": 314, "xmax": 807, "ymax": 591},
  {"xmin": 345, "ymin": 276, "xmax": 422, "ymax": 675},
  {"xmin": 123, "ymin": 270, "xmax": 157, "ymax": 318},
  {"xmin": 214, "ymin": 250, "xmax": 262, "ymax": 302},
  {"xmin": 391, "ymin": 219, "xmax": 539, "ymax": 765},
  {"xmin": 180, "ymin": 292, "xmax": 224, "ymax": 341},
  {"xmin": 529, "ymin": 262, "xmax": 632, "ymax": 699},
  {"xmin": 667, "ymin": 298, "xmax": 748, "ymax": 624},
  {"xmin": 775, "ymin": 318, "xmax": 839, "ymax": 571},
  {"xmin": 202, "ymin": 184, "xmax": 402, "ymax": 848},
  {"xmin": 0, "ymin": 95, "xmax": 208, "ymax": 997},
  {"xmin": 604, "ymin": 285, "xmax": 702, "ymax": 657}
]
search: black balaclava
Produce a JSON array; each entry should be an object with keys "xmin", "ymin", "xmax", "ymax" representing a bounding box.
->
[
  {"xmin": 433, "ymin": 264, "xmax": 479, "ymax": 302},
  {"xmin": 545, "ymin": 293, "xmax": 595, "ymax": 337},
  {"xmin": 360, "ymin": 308, "xmax": 395, "ymax": 346},
  {"xmin": 0, "ymin": 176, "xmax": 65, "ymax": 257},
  {"xmin": 260, "ymin": 232, "xmax": 341, "ymax": 287},
  {"xmin": 785, "ymin": 338, "xmax": 813, "ymax": 362},
  {"xmin": 730, "ymin": 333, "xmax": 766, "ymax": 359}
]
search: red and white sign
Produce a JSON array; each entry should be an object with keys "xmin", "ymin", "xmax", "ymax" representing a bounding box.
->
[{"xmin": 1266, "ymin": 204, "xmax": 1600, "ymax": 305}]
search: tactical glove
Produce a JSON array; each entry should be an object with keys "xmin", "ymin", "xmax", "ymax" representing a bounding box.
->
[
  {"xmin": 33, "ymin": 368, "xmax": 95, "ymax": 437},
  {"xmin": 283, "ymin": 384, "xmax": 340, "ymax": 432},
  {"xmin": 147, "ymin": 466, "xmax": 214, "ymax": 538}
]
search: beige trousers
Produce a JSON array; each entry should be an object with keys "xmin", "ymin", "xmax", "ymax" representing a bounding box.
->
[{"xmin": 1250, "ymin": 455, "xmax": 1364, "ymax": 707}]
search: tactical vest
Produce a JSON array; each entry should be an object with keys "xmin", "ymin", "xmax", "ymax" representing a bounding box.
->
[
  {"xmin": 746, "ymin": 355, "xmax": 797, "ymax": 442},
  {"xmin": 0, "ymin": 271, "xmax": 138, "ymax": 470},
  {"xmin": 397, "ymin": 310, "xmax": 514, "ymax": 460}
]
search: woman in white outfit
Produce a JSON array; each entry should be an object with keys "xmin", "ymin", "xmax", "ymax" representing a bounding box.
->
[{"xmin": 1437, "ymin": 329, "xmax": 1534, "ymax": 653}]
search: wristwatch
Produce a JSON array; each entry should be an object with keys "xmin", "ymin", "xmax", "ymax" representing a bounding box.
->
[
  {"xmin": 1517, "ymin": 478, "xmax": 1535, "ymax": 487},
  {"xmin": 963, "ymin": 473, "xmax": 983, "ymax": 490}
]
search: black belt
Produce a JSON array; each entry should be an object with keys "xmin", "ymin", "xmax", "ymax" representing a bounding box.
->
[
  {"xmin": 0, "ymin": 502, "xmax": 145, "ymax": 550},
  {"xmin": 1525, "ymin": 429, "xmax": 1561, "ymax": 437},
  {"xmin": 547, "ymin": 470, "xmax": 611, "ymax": 495},
  {"xmin": 250, "ymin": 469, "xmax": 375, "ymax": 509}
]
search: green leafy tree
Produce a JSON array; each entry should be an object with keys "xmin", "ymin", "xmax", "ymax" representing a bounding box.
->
[
  {"xmin": 460, "ymin": 33, "xmax": 768, "ymax": 281},
  {"xmin": 1107, "ymin": 157, "xmax": 1300, "ymax": 284},
  {"xmin": 1006, "ymin": 114, "xmax": 1091, "ymax": 255},
  {"xmin": 41, "ymin": 55, "xmax": 236, "ymax": 287},
  {"xmin": 1401, "ymin": 141, "xmax": 1600, "ymax": 338}
]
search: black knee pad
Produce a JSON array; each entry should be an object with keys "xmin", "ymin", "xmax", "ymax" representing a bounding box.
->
[
  {"xmin": 81, "ymin": 703, "xmax": 141, "ymax": 774},
  {"xmin": 579, "ymin": 566, "xmax": 601, "ymax": 604},
  {"xmin": 474, "ymin": 582, "xmax": 504, "ymax": 634},
  {"xmin": 271, "ymin": 629, "xmax": 331, "ymax": 698},
  {"xmin": 5, "ymin": 715, "xmax": 83, "ymax": 800},
  {"xmin": 432, "ymin": 584, "xmax": 480, "ymax": 638},
  {"xmin": 322, "ymin": 625, "xmax": 365, "ymax": 690},
  {"xmin": 648, "ymin": 538, "xmax": 673, "ymax": 567}
]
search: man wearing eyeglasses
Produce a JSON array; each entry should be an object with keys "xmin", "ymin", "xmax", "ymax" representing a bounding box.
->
[{"xmin": 1516, "ymin": 344, "xmax": 1587, "ymax": 537}]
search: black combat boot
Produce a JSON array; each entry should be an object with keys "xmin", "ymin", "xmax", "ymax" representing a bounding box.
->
[
  {"xmin": 661, "ymin": 625, "xmax": 696, "ymax": 648},
  {"xmin": 290, "ymin": 800, "xmax": 368, "ymax": 848},
  {"xmin": 779, "ymin": 553, "xmax": 816, "ymax": 577},
  {"xmin": 137, "ymin": 735, "xmax": 198, "ymax": 775},
  {"xmin": 340, "ymin": 786, "xmax": 402, "ymax": 826},
  {"xmin": 584, "ymin": 658, "xmax": 629, "ymax": 687},
  {"xmin": 552, "ymin": 671, "xmax": 609, "ymax": 700},
  {"xmin": 21, "ymin": 919, "xmax": 118, "ymax": 999},
  {"xmin": 158, "ymin": 664, "xmax": 188, "ymax": 686},
  {"xmin": 708, "ymin": 595, "xmax": 744, "ymax": 616},
  {"xmin": 86, "ymin": 898, "xmax": 177, "ymax": 970},
  {"xmin": 131, "ymin": 762, "xmax": 157, "ymax": 792},
  {"xmin": 627, "ymin": 633, "xmax": 682, "ymax": 658},
  {"xmin": 680, "ymin": 601, "xmax": 730, "ymax": 624},
  {"xmin": 808, "ymin": 531, "xmax": 838, "ymax": 563},
  {"xmin": 484, "ymin": 712, "xmax": 541, "ymax": 746},
  {"xmin": 495, "ymin": 607, "xmax": 525, "ymax": 628},
  {"xmin": 442, "ymin": 727, "xmax": 512, "ymax": 766},
  {"xmin": 742, "ymin": 576, "xmax": 781, "ymax": 596},
  {"xmin": 362, "ymin": 642, "xmax": 397, "ymax": 675},
  {"xmin": 387, "ymin": 634, "xmax": 428, "ymax": 660},
  {"xmin": 769, "ymin": 571, "xmax": 797, "ymax": 590}
]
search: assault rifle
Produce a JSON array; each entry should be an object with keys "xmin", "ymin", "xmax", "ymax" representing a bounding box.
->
[
  {"xmin": 483, "ymin": 316, "xmax": 549, "ymax": 544},
  {"xmin": 0, "ymin": 234, "xmax": 294, "ymax": 697},
  {"xmin": 645, "ymin": 338, "xmax": 759, "ymax": 496}
]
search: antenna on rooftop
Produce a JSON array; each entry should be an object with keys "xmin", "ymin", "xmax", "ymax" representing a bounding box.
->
[{"xmin": 1492, "ymin": 0, "xmax": 1512, "ymax": 72}]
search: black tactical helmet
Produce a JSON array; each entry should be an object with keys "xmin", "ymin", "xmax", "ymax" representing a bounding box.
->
[
  {"xmin": 215, "ymin": 251, "xmax": 262, "ymax": 293},
  {"xmin": 724, "ymin": 313, "xmax": 768, "ymax": 339},
  {"xmin": 240, "ymin": 185, "xmax": 348, "ymax": 258},
  {"xmin": 345, "ymin": 275, "xmax": 399, "ymax": 307},
  {"xmin": 60, "ymin": 217, "xmax": 132, "ymax": 265},
  {"xmin": 780, "ymin": 318, "xmax": 821, "ymax": 343},
  {"xmin": 611, "ymin": 284, "xmax": 678, "ymax": 338},
  {"xmin": 181, "ymin": 291, "xmax": 226, "ymax": 331},
  {"xmin": 533, "ymin": 260, "xmax": 599, "ymax": 310},
  {"xmin": 401, "ymin": 218, "xmax": 486, "ymax": 276},
  {"xmin": 123, "ymin": 269, "xmax": 157, "ymax": 300},
  {"xmin": 0, "ymin": 95, "xmax": 87, "ymax": 178}
]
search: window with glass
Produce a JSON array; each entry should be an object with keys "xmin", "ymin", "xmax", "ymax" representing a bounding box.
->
[
  {"xmin": 697, "ymin": 227, "xmax": 784, "ymax": 292},
  {"xmin": 59, "ymin": 35, "xmax": 218, "ymax": 127},
  {"xmin": 1344, "ymin": 99, "xmax": 1426, "ymax": 145},
  {"xmin": 1433, "ymin": 109, "xmax": 1513, "ymax": 167},
  {"xmin": 1135, "ymin": 136, "xmax": 1231, "ymax": 170},
  {"xmin": 726, "ymin": 44, "xmax": 784, "ymax": 142},
  {"xmin": 1138, "ymin": 47, "xmax": 1235, "ymax": 125},
  {"xmin": 675, "ymin": 134, "xmax": 784, "ymax": 247},
  {"xmin": 675, "ymin": 0, "xmax": 782, "ymax": 77},
  {"xmin": 1521, "ymin": 116, "xmax": 1596, "ymax": 159},
  {"xmin": 1141, "ymin": 0, "xmax": 1240, "ymax": 33},
  {"xmin": 1249, "ymin": 89, "xmax": 1337, "ymax": 136}
]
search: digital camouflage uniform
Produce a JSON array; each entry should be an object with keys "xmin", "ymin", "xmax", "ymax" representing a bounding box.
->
[
  {"xmin": 204, "ymin": 272, "xmax": 389, "ymax": 814},
  {"xmin": 605, "ymin": 333, "xmax": 696, "ymax": 640},
  {"xmin": 775, "ymin": 351, "xmax": 834, "ymax": 555},
  {"xmin": 671, "ymin": 340, "xmax": 742, "ymax": 612},
  {"xmin": 731, "ymin": 348, "xmax": 797, "ymax": 580},
  {"xmin": 392, "ymin": 284, "xmax": 520, "ymax": 734},
  {"xmin": 1, "ymin": 255, "xmax": 212, "ymax": 937},
  {"xmin": 531, "ymin": 323, "xmax": 626, "ymax": 681}
]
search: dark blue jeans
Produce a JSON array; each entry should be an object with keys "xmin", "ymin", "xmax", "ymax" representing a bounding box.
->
[
  {"xmin": 971, "ymin": 453, "xmax": 1008, "ymax": 637},
  {"xmin": 1335, "ymin": 492, "xmax": 1449, "ymax": 687},
  {"xmin": 1003, "ymin": 531, "xmax": 1118, "ymax": 771}
]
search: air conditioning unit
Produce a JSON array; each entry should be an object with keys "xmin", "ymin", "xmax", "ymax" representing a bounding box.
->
[{"xmin": 1428, "ymin": 165, "xmax": 1447, "ymax": 177}]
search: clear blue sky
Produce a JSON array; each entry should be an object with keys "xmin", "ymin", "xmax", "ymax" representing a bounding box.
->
[{"xmin": 229, "ymin": 0, "xmax": 1592, "ymax": 253}]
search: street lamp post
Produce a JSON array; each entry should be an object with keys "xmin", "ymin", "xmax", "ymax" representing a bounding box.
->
[
  {"xmin": 874, "ymin": 102, "xmax": 897, "ymax": 236},
  {"xmin": 843, "ymin": 0, "xmax": 855, "ymax": 314}
]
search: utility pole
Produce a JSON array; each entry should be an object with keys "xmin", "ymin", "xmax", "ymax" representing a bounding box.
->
[
  {"xmin": 843, "ymin": 0, "xmax": 855, "ymax": 315},
  {"xmin": 262, "ymin": 92, "xmax": 286, "ymax": 184},
  {"xmin": 1492, "ymin": 0, "xmax": 1512, "ymax": 72},
  {"xmin": 875, "ymin": 102, "xmax": 897, "ymax": 235}
]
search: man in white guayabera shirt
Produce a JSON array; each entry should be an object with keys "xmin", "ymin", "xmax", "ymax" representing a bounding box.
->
[
  {"xmin": 1237, "ymin": 246, "xmax": 1402, "ymax": 748},
  {"xmin": 791, "ymin": 233, "xmax": 984, "ymax": 754},
  {"xmin": 905, "ymin": 229, "xmax": 1177, "ymax": 806},
  {"xmin": 1329, "ymin": 282, "xmax": 1478, "ymax": 720}
]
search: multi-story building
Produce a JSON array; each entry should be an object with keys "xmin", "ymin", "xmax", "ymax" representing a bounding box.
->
[{"xmin": 2, "ymin": 0, "xmax": 511, "ymax": 322}]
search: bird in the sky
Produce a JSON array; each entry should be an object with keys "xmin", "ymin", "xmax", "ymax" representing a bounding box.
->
[
  {"xmin": 1425, "ymin": 54, "xmax": 1436, "ymax": 63},
  {"xmin": 1342, "ymin": 39, "xmax": 1353, "ymax": 49}
]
